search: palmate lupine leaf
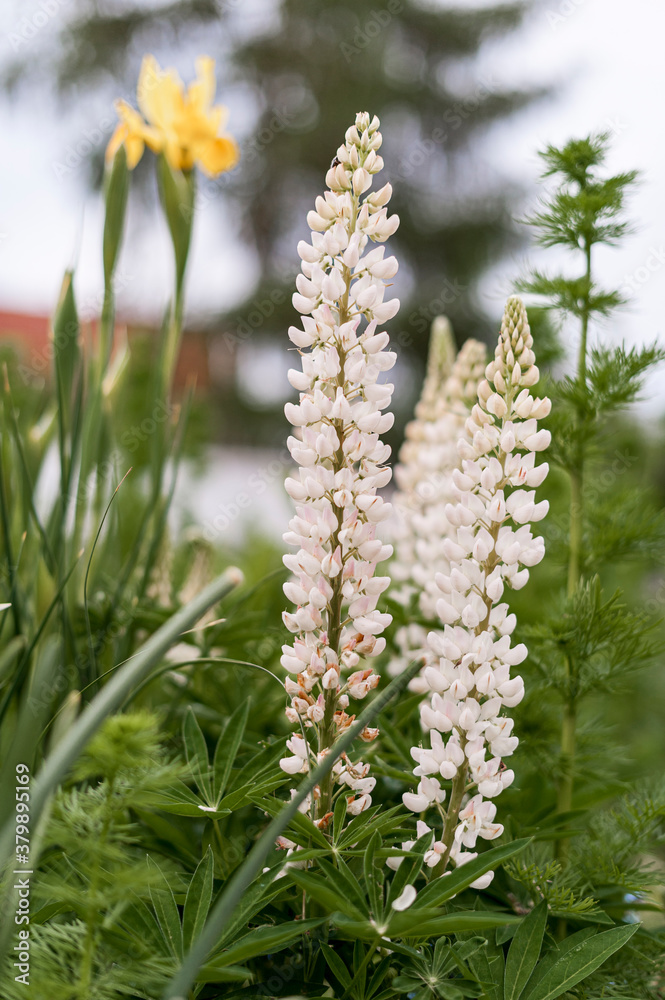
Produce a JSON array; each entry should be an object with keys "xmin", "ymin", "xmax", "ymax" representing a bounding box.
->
[{"xmin": 161, "ymin": 658, "xmax": 422, "ymax": 1000}]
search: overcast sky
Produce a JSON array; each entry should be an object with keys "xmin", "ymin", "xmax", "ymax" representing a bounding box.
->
[{"xmin": 1, "ymin": 0, "xmax": 664, "ymax": 406}]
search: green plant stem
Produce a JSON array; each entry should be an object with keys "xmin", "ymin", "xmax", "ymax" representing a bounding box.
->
[
  {"xmin": 436, "ymin": 762, "xmax": 469, "ymax": 873},
  {"xmin": 557, "ymin": 239, "xmax": 592, "ymax": 852},
  {"xmin": 159, "ymin": 288, "xmax": 185, "ymax": 408},
  {"xmin": 342, "ymin": 939, "xmax": 379, "ymax": 999},
  {"xmin": 566, "ymin": 470, "xmax": 583, "ymax": 598}
]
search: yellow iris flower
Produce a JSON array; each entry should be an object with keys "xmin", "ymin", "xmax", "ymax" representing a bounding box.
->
[{"xmin": 106, "ymin": 55, "xmax": 239, "ymax": 176}]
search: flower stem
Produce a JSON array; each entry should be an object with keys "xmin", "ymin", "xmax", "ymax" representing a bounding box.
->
[
  {"xmin": 434, "ymin": 760, "xmax": 469, "ymax": 874},
  {"xmin": 556, "ymin": 240, "xmax": 592, "ymax": 851}
]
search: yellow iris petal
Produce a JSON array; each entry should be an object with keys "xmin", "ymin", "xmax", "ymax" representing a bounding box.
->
[
  {"xmin": 137, "ymin": 55, "xmax": 184, "ymax": 132},
  {"xmin": 194, "ymin": 135, "xmax": 240, "ymax": 177},
  {"xmin": 106, "ymin": 101, "xmax": 147, "ymax": 167},
  {"xmin": 187, "ymin": 56, "xmax": 216, "ymax": 114},
  {"xmin": 107, "ymin": 54, "xmax": 238, "ymax": 177}
]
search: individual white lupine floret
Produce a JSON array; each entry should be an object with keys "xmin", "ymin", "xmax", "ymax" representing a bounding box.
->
[
  {"xmin": 390, "ymin": 324, "xmax": 487, "ymax": 677},
  {"xmin": 279, "ymin": 112, "xmax": 399, "ymax": 827},
  {"xmin": 402, "ymin": 296, "xmax": 551, "ymax": 888}
]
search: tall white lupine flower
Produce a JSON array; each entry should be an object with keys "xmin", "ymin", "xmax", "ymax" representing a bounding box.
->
[
  {"xmin": 401, "ymin": 297, "xmax": 550, "ymax": 887},
  {"xmin": 279, "ymin": 112, "xmax": 399, "ymax": 826},
  {"xmin": 390, "ymin": 325, "xmax": 487, "ymax": 678}
]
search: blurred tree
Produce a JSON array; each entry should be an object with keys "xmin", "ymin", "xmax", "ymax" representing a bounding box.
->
[
  {"xmin": 2, "ymin": 0, "xmax": 546, "ymax": 442},
  {"xmin": 232, "ymin": 0, "xmax": 542, "ymax": 351}
]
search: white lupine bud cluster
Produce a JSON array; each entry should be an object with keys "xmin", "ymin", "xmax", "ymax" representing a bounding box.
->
[
  {"xmin": 401, "ymin": 296, "xmax": 551, "ymax": 886},
  {"xmin": 278, "ymin": 112, "xmax": 399, "ymax": 824},
  {"xmin": 389, "ymin": 328, "xmax": 487, "ymax": 678}
]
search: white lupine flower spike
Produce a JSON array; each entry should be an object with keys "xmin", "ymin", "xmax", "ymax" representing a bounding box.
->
[
  {"xmin": 279, "ymin": 111, "xmax": 399, "ymax": 830},
  {"xmin": 390, "ymin": 319, "xmax": 487, "ymax": 679},
  {"xmin": 400, "ymin": 296, "xmax": 550, "ymax": 888}
]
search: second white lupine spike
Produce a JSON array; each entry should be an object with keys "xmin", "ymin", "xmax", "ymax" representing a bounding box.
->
[
  {"xmin": 398, "ymin": 296, "xmax": 551, "ymax": 888},
  {"xmin": 390, "ymin": 326, "xmax": 487, "ymax": 677}
]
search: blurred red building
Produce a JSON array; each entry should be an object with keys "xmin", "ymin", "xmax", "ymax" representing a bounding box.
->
[{"xmin": 0, "ymin": 309, "xmax": 233, "ymax": 390}]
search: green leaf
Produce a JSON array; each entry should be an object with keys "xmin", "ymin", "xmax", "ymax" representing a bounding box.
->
[
  {"xmin": 364, "ymin": 830, "xmax": 385, "ymax": 921},
  {"xmin": 214, "ymin": 918, "xmax": 325, "ymax": 966},
  {"xmin": 547, "ymin": 908, "xmax": 613, "ymax": 925},
  {"xmin": 390, "ymin": 911, "xmax": 520, "ymax": 940},
  {"xmin": 135, "ymin": 810, "xmax": 200, "ymax": 866},
  {"xmin": 195, "ymin": 963, "xmax": 252, "ymax": 983},
  {"xmin": 317, "ymin": 857, "xmax": 369, "ymax": 917},
  {"xmin": 287, "ymin": 869, "xmax": 364, "ymax": 920},
  {"xmin": 254, "ymin": 793, "xmax": 329, "ymax": 847},
  {"xmin": 414, "ymin": 839, "xmax": 532, "ymax": 910},
  {"xmin": 183, "ymin": 708, "xmax": 212, "ymax": 801},
  {"xmin": 148, "ymin": 858, "xmax": 184, "ymax": 959},
  {"xmin": 0, "ymin": 637, "xmax": 61, "ymax": 808},
  {"xmin": 52, "ymin": 270, "xmax": 81, "ymax": 424},
  {"xmin": 103, "ymin": 144, "xmax": 129, "ymax": 287},
  {"xmin": 225, "ymin": 737, "xmax": 283, "ymax": 793},
  {"xmin": 218, "ymin": 774, "xmax": 286, "ymax": 813},
  {"xmin": 367, "ymin": 955, "xmax": 394, "ymax": 999},
  {"xmin": 213, "ymin": 698, "xmax": 250, "ymax": 803},
  {"xmin": 0, "ymin": 636, "xmax": 26, "ymax": 688},
  {"xmin": 522, "ymin": 924, "xmax": 639, "ymax": 1000},
  {"xmin": 215, "ymin": 877, "xmax": 285, "ymax": 950},
  {"xmin": 504, "ymin": 900, "xmax": 548, "ymax": 1000},
  {"xmin": 465, "ymin": 928, "xmax": 505, "ymax": 1000},
  {"xmin": 332, "ymin": 911, "xmax": 519, "ymax": 942},
  {"xmin": 183, "ymin": 848, "xmax": 214, "ymax": 952},
  {"xmin": 157, "ymin": 154, "xmax": 195, "ymax": 293},
  {"xmin": 121, "ymin": 898, "xmax": 166, "ymax": 954},
  {"xmin": 320, "ymin": 941, "xmax": 352, "ymax": 988},
  {"xmin": 337, "ymin": 804, "xmax": 403, "ymax": 850}
]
